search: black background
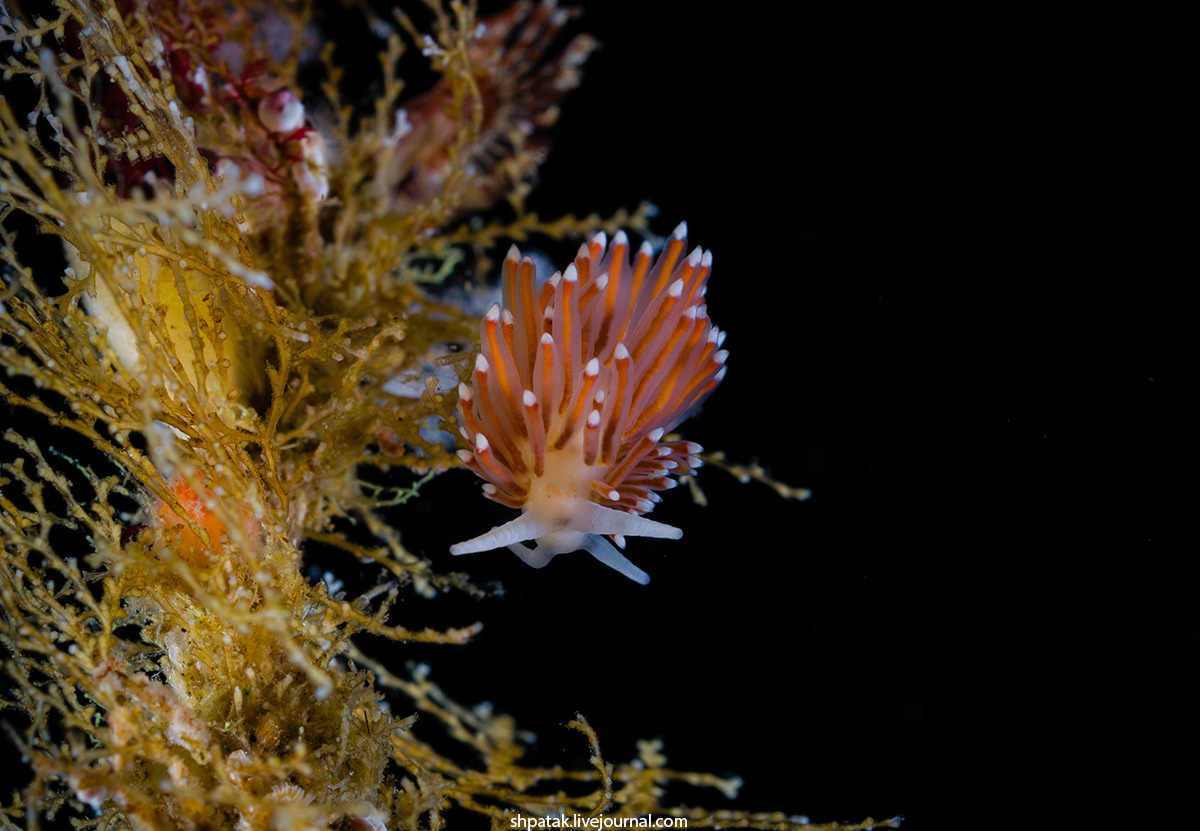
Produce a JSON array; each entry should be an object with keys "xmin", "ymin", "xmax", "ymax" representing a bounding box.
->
[
  {"xmin": 2, "ymin": 2, "xmax": 1189, "ymax": 830},
  {"xmin": 377, "ymin": 3, "xmax": 1190, "ymax": 831}
]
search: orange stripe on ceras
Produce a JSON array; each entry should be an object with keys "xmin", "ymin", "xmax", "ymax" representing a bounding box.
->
[
  {"xmin": 511, "ymin": 256, "xmax": 540, "ymax": 378},
  {"xmin": 483, "ymin": 306, "xmax": 526, "ymax": 438},
  {"xmin": 554, "ymin": 268, "xmax": 577, "ymax": 415},
  {"xmin": 553, "ymin": 358, "xmax": 599, "ymax": 450},
  {"xmin": 603, "ymin": 429, "xmax": 663, "ymax": 491},
  {"xmin": 521, "ymin": 390, "xmax": 546, "ymax": 477},
  {"xmin": 474, "ymin": 355, "xmax": 526, "ymax": 475},
  {"xmin": 627, "ymin": 316, "xmax": 708, "ymax": 436},
  {"xmin": 646, "ymin": 234, "xmax": 686, "ymax": 299},
  {"xmin": 600, "ymin": 345, "xmax": 631, "ymax": 464},
  {"xmin": 533, "ymin": 333, "xmax": 558, "ymax": 434}
]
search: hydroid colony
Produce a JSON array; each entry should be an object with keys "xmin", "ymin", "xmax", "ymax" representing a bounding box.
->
[{"xmin": 0, "ymin": 1, "xmax": 889, "ymax": 829}]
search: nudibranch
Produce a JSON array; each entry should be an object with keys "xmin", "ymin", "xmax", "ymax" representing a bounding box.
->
[{"xmin": 451, "ymin": 223, "xmax": 727, "ymax": 584}]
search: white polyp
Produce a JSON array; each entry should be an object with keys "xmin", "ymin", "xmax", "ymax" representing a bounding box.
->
[
  {"xmin": 485, "ymin": 303, "xmax": 501, "ymax": 321},
  {"xmin": 701, "ymin": 250, "xmax": 713, "ymax": 267},
  {"xmin": 667, "ymin": 279, "xmax": 684, "ymax": 298},
  {"xmin": 687, "ymin": 247, "xmax": 703, "ymax": 266},
  {"xmin": 671, "ymin": 220, "xmax": 688, "ymax": 240},
  {"xmin": 587, "ymin": 409, "xmax": 601, "ymax": 427},
  {"xmin": 502, "ymin": 308, "xmax": 515, "ymax": 325},
  {"xmin": 648, "ymin": 427, "xmax": 665, "ymax": 442},
  {"xmin": 475, "ymin": 433, "xmax": 489, "ymax": 452},
  {"xmin": 563, "ymin": 263, "xmax": 578, "ymax": 283},
  {"xmin": 607, "ymin": 489, "xmax": 620, "ymax": 501},
  {"xmin": 540, "ymin": 332, "xmax": 554, "ymax": 346},
  {"xmin": 456, "ymin": 450, "xmax": 473, "ymax": 463},
  {"xmin": 595, "ymin": 273, "xmax": 609, "ymax": 291},
  {"xmin": 714, "ymin": 350, "xmax": 729, "ymax": 364},
  {"xmin": 458, "ymin": 382, "xmax": 472, "ymax": 400},
  {"xmin": 589, "ymin": 230, "xmax": 607, "ymax": 249},
  {"xmin": 505, "ymin": 244, "xmax": 521, "ymax": 263},
  {"xmin": 258, "ymin": 89, "xmax": 305, "ymax": 133},
  {"xmin": 613, "ymin": 230, "xmax": 628, "ymax": 246},
  {"xmin": 638, "ymin": 241, "xmax": 654, "ymax": 258},
  {"xmin": 614, "ymin": 342, "xmax": 630, "ymax": 360},
  {"xmin": 475, "ymin": 353, "xmax": 489, "ymax": 372},
  {"xmin": 523, "ymin": 389, "xmax": 537, "ymax": 407},
  {"xmin": 584, "ymin": 358, "xmax": 599, "ymax": 377}
]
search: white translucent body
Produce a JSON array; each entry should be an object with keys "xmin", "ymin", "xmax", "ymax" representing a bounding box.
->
[{"xmin": 450, "ymin": 432, "xmax": 680, "ymax": 584}]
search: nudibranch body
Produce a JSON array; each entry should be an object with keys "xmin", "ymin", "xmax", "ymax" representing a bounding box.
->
[{"xmin": 451, "ymin": 223, "xmax": 727, "ymax": 584}]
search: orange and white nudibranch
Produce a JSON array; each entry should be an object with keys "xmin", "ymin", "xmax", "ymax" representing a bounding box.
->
[{"xmin": 451, "ymin": 223, "xmax": 727, "ymax": 584}]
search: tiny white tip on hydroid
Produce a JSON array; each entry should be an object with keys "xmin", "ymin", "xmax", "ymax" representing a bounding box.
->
[
  {"xmin": 714, "ymin": 350, "xmax": 729, "ymax": 365},
  {"xmin": 614, "ymin": 342, "xmax": 630, "ymax": 360},
  {"xmin": 595, "ymin": 273, "xmax": 609, "ymax": 291},
  {"xmin": 613, "ymin": 229, "xmax": 628, "ymax": 246},
  {"xmin": 587, "ymin": 409, "xmax": 601, "ymax": 427},
  {"xmin": 485, "ymin": 303, "xmax": 501, "ymax": 321},
  {"xmin": 563, "ymin": 263, "xmax": 578, "ymax": 283},
  {"xmin": 671, "ymin": 220, "xmax": 688, "ymax": 239},
  {"xmin": 589, "ymin": 230, "xmax": 607, "ymax": 249},
  {"xmin": 475, "ymin": 353, "xmax": 489, "ymax": 372},
  {"xmin": 648, "ymin": 427, "xmax": 665, "ymax": 442},
  {"xmin": 475, "ymin": 433, "xmax": 489, "ymax": 452},
  {"xmin": 456, "ymin": 449, "xmax": 473, "ymax": 463},
  {"xmin": 523, "ymin": 389, "xmax": 537, "ymax": 407},
  {"xmin": 501, "ymin": 308, "xmax": 515, "ymax": 325},
  {"xmin": 687, "ymin": 247, "xmax": 703, "ymax": 266},
  {"xmin": 540, "ymin": 332, "xmax": 554, "ymax": 346},
  {"xmin": 638, "ymin": 240, "xmax": 654, "ymax": 258},
  {"xmin": 607, "ymin": 489, "xmax": 620, "ymax": 501},
  {"xmin": 701, "ymin": 249, "xmax": 713, "ymax": 267},
  {"xmin": 458, "ymin": 382, "xmax": 471, "ymax": 400},
  {"xmin": 667, "ymin": 279, "xmax": 684, "ymax": 298},
  {"xmin": 505, "ymin": 244, "xmax": 521, "ymax": 263},
  {"xmin": 584, "ymin": 358, "xmax": 599, "ymax": 377}
]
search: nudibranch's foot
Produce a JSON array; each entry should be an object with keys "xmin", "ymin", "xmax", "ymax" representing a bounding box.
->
[{"xmin": 449, "ymin": 499, "xmax": 678, "ymax": 584}]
